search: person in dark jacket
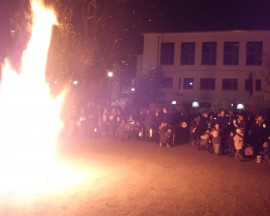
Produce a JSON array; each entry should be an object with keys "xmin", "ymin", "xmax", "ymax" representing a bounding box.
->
[
  {"xmin": 248, "ymin": 114, "xmax": 266, "ymax": 157},
  {"xmin": 159, "ymin": 107, "xmax": 173, "ymax": 147},
  {"xmin": 194, "ymin": 111, "xmax": 208, "ymax": 148},
  {"xmin": 152, "ymin": 110, "xmax": 161, "ymax": 144},
  {"xmin": 144, "ymin": 109, "xmax": 153, "ymax": 141},
  {"xmin": 159, "ymin": 107, "xmax": 171, "ymax": 125},
  {"xmin": 214, "ymin": 110, "xmax": 229, "ymax": 154}
]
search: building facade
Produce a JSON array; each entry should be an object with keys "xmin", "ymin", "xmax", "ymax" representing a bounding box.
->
[{"xmin": 137, "ymin": 30, "xmax": 270, "ymax": 111}]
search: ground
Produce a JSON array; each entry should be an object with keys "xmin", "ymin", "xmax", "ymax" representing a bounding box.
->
[{"xmin": 1, "ymin": 138, "xmax": 270, "ymax": 216}]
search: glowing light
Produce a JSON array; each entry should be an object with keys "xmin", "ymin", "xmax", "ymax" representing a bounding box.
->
[
  {"xmin": 107, "ymin": 71, "xmax": 113, "ymax": 77},
  {"xmin": 73, "ymin": 80, "xmax": 79, "ymax": 85},
  {"xmin": 236, "ymin": 104, "xmax": 244, "ymax": 110},
  {"xmin": 192, "ymin": 101, "xmax": 199, "ymax": 108},
  {"xmin": 171, "ymin": 100, "xmax": 177, "ymax": 105}
]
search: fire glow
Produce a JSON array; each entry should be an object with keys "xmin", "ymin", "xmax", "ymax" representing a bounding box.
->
[{"xmin": 0, "ymin": 0, "xmax": 85, "ymax": 194}]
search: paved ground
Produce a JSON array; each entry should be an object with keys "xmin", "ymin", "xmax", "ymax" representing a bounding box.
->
[{"xmin": 1, "ymin": 138, "xmax": 270, "ymax": 216}]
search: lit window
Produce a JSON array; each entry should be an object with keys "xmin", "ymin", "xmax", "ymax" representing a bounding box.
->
[{"xmin": 183, "ymin": 78, "xmax": 194, "ymax": 89}]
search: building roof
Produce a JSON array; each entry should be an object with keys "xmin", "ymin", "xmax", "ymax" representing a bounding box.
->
[{"xmin": 142, "ymin": 29, "xmax": 270, "ymax": 35}]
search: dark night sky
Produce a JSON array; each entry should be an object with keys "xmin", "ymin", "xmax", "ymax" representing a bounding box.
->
[
  {"xmin": 1, "ymin": 0, "xmax": 270, "ymax": 69},
  {"xmin": 135, "ymin": 0, "xmax": 270, "ymax": 32}
]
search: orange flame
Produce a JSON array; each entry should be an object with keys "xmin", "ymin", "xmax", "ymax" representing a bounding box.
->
[{"xmin": 0, "ymin": 0, "xmax": 70, "ymax": 192}]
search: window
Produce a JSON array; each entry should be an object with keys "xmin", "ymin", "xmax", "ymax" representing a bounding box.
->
[
  {"xmin": 246, "ymin": 41, "xmax": 263, "ymax": 65},
  {"xmin": 160, "ymin": 77, "xmax": 173, "ymax": 89},
  {"xmin": 160, "ymin": 42, "xmax": 174, "ymax": 65},
  {"xmin": 200, "ymin": 78, "xmax": 215, "ymax": 90},
  {"xmin": 223, "ymin": 42, "xmax": 239, "ymax": 65},
  {"xmin": 181, "ymin": 42, "xmax": 195, "ymax": 65},
  {"xmin": 201, "ymin": 42, "xmax": 217, "ymax": 65},
  {"xmin": 222, "ymin": 79, "xmax": 238, "ymax": 90},
  {"xmin": 255, "ymin": 79, "xmax": 261, "ymax": 91},
  {"xmin": 245, "ymin": 79, "xmax": 252, "ymax": 91},
  {"xmin": 183, "ymin": 78, "xmax": 194, "ymax": 89}
]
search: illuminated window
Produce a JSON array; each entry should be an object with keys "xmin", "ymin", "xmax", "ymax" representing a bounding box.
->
[
  {"xmin": 160, "ymin": 42, "xmax": 174, "ymax": 65},
  {"xmin": 246, "ymin": 41, "xmax": 262, "ymax": 65},
  {"xmin": 222, "ymin": 79, "xmax": 238, "ymax": 90},
  {"xmin": 202, "ymin": 42, "xmax": 217, "ymax": 65},
  {"xmin": 181, "ymin": 42, "xmax": 195, "ymax": 65},
  {"xmin": 200, "ymin": 78, "xmax": 215, "ymax": 90},
  {"xmin": 223, "ymin": 42, "xmax": 239, "ymax": 65},
  {"xmin": 183, "ymin": 78, "xmax": 194, "ymax": 89}
]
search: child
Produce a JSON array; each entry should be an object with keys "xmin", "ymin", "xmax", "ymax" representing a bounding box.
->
[
  {"xmin": 159, "ymin": 122, "xmax": 173, "ymax": 148},
  {"xmin": 226, "ymin": 131, "xmax": 235, "ymax": 157},
  {"xmin": 199, "ymin": 130, "xmax": 210, "ymax": 150},
  {"xmin": 211, "ymin": 124, "xmax": 221, "ymax": 155},
  {"xmin": 233, "ymin": 129, "xmax": 244, "ymax": 160},
  {"xmin": 262, "ymin": 135, "xmax": 270, "ymax": 163}
]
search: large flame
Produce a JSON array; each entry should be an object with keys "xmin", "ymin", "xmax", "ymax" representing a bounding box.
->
[{"xmin": 0, "ymin": 0, "xmax": 74, "ymax": 193}]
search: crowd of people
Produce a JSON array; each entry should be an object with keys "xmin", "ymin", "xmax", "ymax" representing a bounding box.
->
[
  {"xmin": 63, "ymin": 104, "xmax": 270, "ymax": 164},
  {"xmin": 190, "ymin": 110, "xmax": 270, "ymax": 161}
]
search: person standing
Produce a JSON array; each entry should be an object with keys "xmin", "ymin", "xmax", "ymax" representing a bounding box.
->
[
  {"xmin": 248, "ymin": 114, "xmax": 266, "ymax": 157},
  {"xmin": 152, "ymin": 110, "xmax": 161, "ymax": 144},
  {"xmin": 159, "ymin": 107, "xmax": 172, "ymax": 147},
  {"xmin": 234, "ymin": 129, "xmax": 244, "ymax": 160},
  {"xmin": 211, "ymin": 123, "xmax": 221, "ymax": 155},
  {"xmin": 144, "ymin": 109, "xmax": 153, "ymax": 141},
  {"xmin": 194, "ymin": 111, "xmax": 208, "ymax": 148},
  {"xmin": 78, "ymin": 108, "xmax": 87, "ymax": 139},
  {"xmin": 227, "ymin": 131, "xmax": 235, "ymax": 157},
  {"xmin": 100, "ymin": 108, "xmax": 109, "ymax": 138}
]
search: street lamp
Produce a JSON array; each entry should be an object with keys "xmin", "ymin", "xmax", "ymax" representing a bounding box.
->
[
  {"xmin": 237, "ymin": 103, "xmax": 244, "ymax": 110},
  {"xmin": 107, "ymin": 71, "xmax": 113, "ymax": 78},
  {"xmin": 73, "ymin": 80, "xmax": 79, "ymax": 85},
  {"xmin": 192, "ymin": 101, "xmax": 199, "ymax": 108},
  {"xmin": 107, "ymin": 71, "xmax": 114, "ymax": 107}
]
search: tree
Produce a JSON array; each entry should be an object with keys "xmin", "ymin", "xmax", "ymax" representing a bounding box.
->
[
  {"xmin": 134, "ymin": 68, "xmax": 162, "ymax": 107},
  {"xmin": 260, "ymin": 54, "xmax": 270, "ymax": 94}
]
